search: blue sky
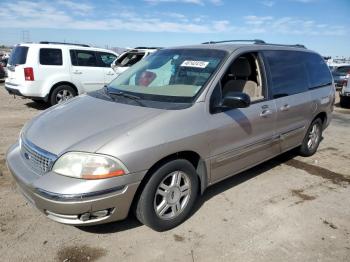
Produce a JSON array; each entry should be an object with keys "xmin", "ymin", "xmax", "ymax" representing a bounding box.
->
[{"xmin": 0, "ymin": 0, "xmax": 349, "ymax": 56}]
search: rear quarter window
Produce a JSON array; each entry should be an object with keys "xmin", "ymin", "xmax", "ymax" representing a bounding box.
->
[
  {"xmin": 8, "ymin": 46, "xmax": 29, "ymax": 65},
  {"xmin": 304, "ymin": 53, "xmax": 332, "ymax": 89},
  {"xmin": 39, "ymin": 48, "xmax": 63, "ymax": 65}
]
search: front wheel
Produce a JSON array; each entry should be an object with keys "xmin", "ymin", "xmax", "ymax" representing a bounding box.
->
[
  {"xmin": 298, "ymin": 118, "xmax": 323, "ymax": 157},
  {"xmin": 50, "ymin": 85, "xmax": 77, "ymax": 106},
  {"xmin": 135, "ymin": 159, "xmax": 199, "ymax": 231}
]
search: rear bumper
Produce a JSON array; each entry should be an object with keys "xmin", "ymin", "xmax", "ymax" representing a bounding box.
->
[
  {"xmin": 6, "ymin": 143, "xmax": 145, "ymax": 226},
  {"xmin": 5, "ymin": 82, "xmax": 48, "ymax": 101}
]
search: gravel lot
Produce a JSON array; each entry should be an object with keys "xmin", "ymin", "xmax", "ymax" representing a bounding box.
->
[{"xmin": 0, "ymin": 82, "xmax": 349, "ymax": 262}]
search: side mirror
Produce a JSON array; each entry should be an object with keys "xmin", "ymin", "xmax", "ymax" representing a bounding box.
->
[{"xmin": 221, "ymin": 92, "xmax": 251, "ymax": 109}]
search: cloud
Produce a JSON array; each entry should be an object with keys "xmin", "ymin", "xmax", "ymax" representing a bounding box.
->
[
  {"xmin": 57, "ymin": 0, "xmax": 93, "ymax": 15},
  {"xmin": 261, "ymin": 1, "xmax": 275, "ymax": 7},
  {"xmin": 0, "ymin": 1, "xmax": 230, "ymax": 33},
  {"xmin": 242, "ymin": 15, "xmax": 347, "ymax": 36}
]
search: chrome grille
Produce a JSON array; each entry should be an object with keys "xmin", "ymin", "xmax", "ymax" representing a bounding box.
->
[{"xmin": 20, "ymin": 138, "xmax": 57, "ymax": 175}]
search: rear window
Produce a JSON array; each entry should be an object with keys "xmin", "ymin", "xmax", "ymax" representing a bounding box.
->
[
  {"xmin": 8, "ymin": 46, "xmax": 29, "ymax": 65},
  {"xmin": 115, "ymin": 52, "xmax": 145, "ymax": 67},
  {"xmin": 264, "ymin": 50, "xmax": 332, "ymax": 98},
  {"xmin": 39, "ymin": 48, "xmax": 62, "ymax": 65},
  {"xmin": 70, "ymin": 50, "xmax": 98, "ymax": 67}
]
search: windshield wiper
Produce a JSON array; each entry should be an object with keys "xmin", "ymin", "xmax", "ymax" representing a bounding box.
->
[{"xmin": 105, "ymin": 87, "xmax": 145, "ymax": 106}]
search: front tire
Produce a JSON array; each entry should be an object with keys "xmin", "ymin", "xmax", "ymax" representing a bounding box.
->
[
  {"xmin": 298, "ymin": 118, "xmax": 322, "ymax": 157},
  {"xmin": 50, "ymin": 85, "xmax": 77, "ymax": 106},
  {"xmin": 135, "ymin": 159, "xmax": 199, "ymax": 231}
]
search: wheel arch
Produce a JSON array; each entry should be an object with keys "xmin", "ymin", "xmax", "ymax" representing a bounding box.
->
[
  {"xmin": 130, "ymin": 150, "xmax": 208, "ymax": 214},
  {"xmin": 49, "ymin": 81, "xmax": 79, "ymax": 100},
  {"xmin": 313, "ymin": 111, "xmax": 327, "ymax": 129}
]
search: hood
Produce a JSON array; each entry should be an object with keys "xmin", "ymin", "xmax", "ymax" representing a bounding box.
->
[{"xmin": 23, "ymin": 94, "xmax": 164, "ymax": 156}]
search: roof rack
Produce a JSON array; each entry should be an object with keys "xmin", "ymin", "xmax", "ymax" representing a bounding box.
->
[
  {"xmin": 202, "ymin": 39, "xmax": 306, "ymax": 49},
  {"xmin": 39, "ymin": 41, "xmax": 90, "ymax": 47},
  {"xmin": 202, "ymin": 39, "xmax": 266, "ymax": 44}
]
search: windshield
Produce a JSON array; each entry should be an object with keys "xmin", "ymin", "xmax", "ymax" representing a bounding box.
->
[
  {"xmin": 108, "ymin": 48, "xmax": 227, "ymax": 103},
  {"xmin": 8, "ymin": 46, "xmax": 29, "ymax": 65}
]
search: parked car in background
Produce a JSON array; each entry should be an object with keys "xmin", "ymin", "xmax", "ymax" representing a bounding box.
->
[
  {"xmin": 0, "ymin": 62, "xmax": 5, "ymax": 79},
  {"xmin": 111, "ymin": 47, "xmax": 160, "ymax": 76},
  {"xmin": 340, "ymin": 77, "xmax": 350, "ymax": 108},
  {"xmin": 331, "ymin": 64, "xmax": 350, "ymax": 90},
  {"xmin": 1, "ymin": 57, "xmax": 8, "ymax": 78},
  {"xmin": 5, "ymin": 42, "xmax": 118, "ymax": 105}
]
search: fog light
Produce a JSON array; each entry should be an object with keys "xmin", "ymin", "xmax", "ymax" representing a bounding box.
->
[
  {"xmin": 91, "ymin": 210, "xmax": 109, "ymax": 218},
  {"xmin": 79, "ymin": 209, "xmax": 112, "ymax": 221}
]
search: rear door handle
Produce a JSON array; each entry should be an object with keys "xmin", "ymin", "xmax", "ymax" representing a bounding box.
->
[
  {"xmin": 260, "ymin": 109, "xmax": 273, "ymax": 118},
  {"xmin": 73, "ymin": 70, "xmax": 82, "ymax": 74},
  {"xmin": 280, "ymin": 104, "xmax": 290, "ymax": 111}
]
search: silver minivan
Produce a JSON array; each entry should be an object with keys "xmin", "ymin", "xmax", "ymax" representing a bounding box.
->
[{"xmin": 6, "ymin": 40, "xmax": 335, "ymax": 231}]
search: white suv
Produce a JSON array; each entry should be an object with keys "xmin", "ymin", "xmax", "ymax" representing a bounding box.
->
[
  {"xmin": 5, "ymin": 42, "xmax": 118, "ymax": 105},
  {"xmin": 111, "ymin": 47, "xmax": 160, "ymax": 77}
]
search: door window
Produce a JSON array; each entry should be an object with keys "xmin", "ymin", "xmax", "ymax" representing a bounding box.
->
[
  {"xmin": 263, "ymin": 51, "xmax": 309, "ymax": 98},
  {"xmin": 39, "ymin": 48, "xmax": 62, "ymax": 65},
  {"xmin": 264, "ymin": 50, "xmax": 332, "ymax": 96},
  {"xmin": 97, "ymin": 52, "xmax": 117, "ymax": 67},
  {"xmin": 210, "ymin": 52, "xmax": 266, "ymax": 113},
  {"xmin": 70, "ymin": 50, "xmax": 98, "ymax": 67}
]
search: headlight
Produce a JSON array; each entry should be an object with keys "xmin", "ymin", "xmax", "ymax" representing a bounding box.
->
[{"xmin": 52, "ymin": 152, "xmax": 128, "ymax": 179}]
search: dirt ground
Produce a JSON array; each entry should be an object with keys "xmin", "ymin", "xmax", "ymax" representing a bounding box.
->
[{"xmin": 0, "ymin": 82, "xmax": 349, "ymax": 262}]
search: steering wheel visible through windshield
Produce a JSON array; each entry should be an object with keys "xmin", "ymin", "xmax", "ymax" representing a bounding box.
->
[{"xmin": 107, "ymin": 48, "xmax": 227, "ymax": 104}]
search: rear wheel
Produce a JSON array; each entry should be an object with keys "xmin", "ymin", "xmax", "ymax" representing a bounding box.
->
[
  {"xmin": 135, "ymin": 159, "xmax": 199, "ymax": 231},
  {"xmin": 50, "ymin": 85, "xmax": 77, "ymax": 106},
  {"xmin": 298, "ymin": 118, "xmax": 322, "ymax": 157}
]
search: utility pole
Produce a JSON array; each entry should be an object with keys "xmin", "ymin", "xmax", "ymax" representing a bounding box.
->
[{"xmin": 21, "ymin": 30, "xmax": 30, "ymax": 43}]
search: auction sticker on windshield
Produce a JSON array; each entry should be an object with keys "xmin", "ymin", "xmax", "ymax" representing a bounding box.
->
[{"xmin": 181, "ymin": 60, "xmax": 209, "ymax": 68}]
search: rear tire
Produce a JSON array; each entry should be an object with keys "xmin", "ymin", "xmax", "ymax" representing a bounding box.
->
[
  {"xmin": 135, "ymin": 159, "xmax": 199, "ymax": 231},
  {"xmin": 298, "ymin": 118, "xmax": 322, "ymax": 157},
  {"xmin": 50, "ymin": 85, "xmax": 77, "ymax": 106}
]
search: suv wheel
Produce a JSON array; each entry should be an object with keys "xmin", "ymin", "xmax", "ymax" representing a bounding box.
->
[
  {"xmin": 50, "ymin": 85, "xmax": 77, "ymax": 105},
  {"xmin": 135, "ymin": 159, "xmax": 199, "ymax": 231},
  {"xmin": 298, "ymin": 118, "xmax": 322, "ymax": 157}
]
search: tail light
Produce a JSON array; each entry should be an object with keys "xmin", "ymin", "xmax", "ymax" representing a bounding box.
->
[{"xmin": 24, "ymin": 67, "xmax": 34, "ymax": 81}]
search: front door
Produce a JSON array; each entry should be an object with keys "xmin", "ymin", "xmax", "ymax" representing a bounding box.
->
[{"xmin": 208, "ymin": 52, "xmax": 279, "ymax": 183}]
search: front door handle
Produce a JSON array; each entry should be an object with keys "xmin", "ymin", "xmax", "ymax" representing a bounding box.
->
[
  {"xmin": 73, "ymin": 70, "xmax": 82, "ymax": 74},
  {"xmin": 260, "ymin": 109, "xmax": 272, "ymax": 118},
  {"xmin": 280, "ymin": 104, "xmax": 290, "ymax": 111},
  {"xmin": 106, "ymin": 72, "xmax": 115, "ymax": 76}
]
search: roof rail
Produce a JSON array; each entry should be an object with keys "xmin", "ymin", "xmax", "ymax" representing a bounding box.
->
[
  {"xmin": 202, "ymin": 39, "xmax": 266, "ymax": 44},
  {"xmin": 39, "ymin": 41, "xmax": 90, "ymax": 47},
  {"xmin": 261, "ymin": 42, "xmax": 307, "ymax": 49},
  {"xmin": 202, "ymin": 39, "xmax": 306, "ymax": 49}
]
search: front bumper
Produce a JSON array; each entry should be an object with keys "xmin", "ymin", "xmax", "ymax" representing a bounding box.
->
[{"xmin": 6, "ymin": 143, "xmax": 146, "ymax": 226}]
